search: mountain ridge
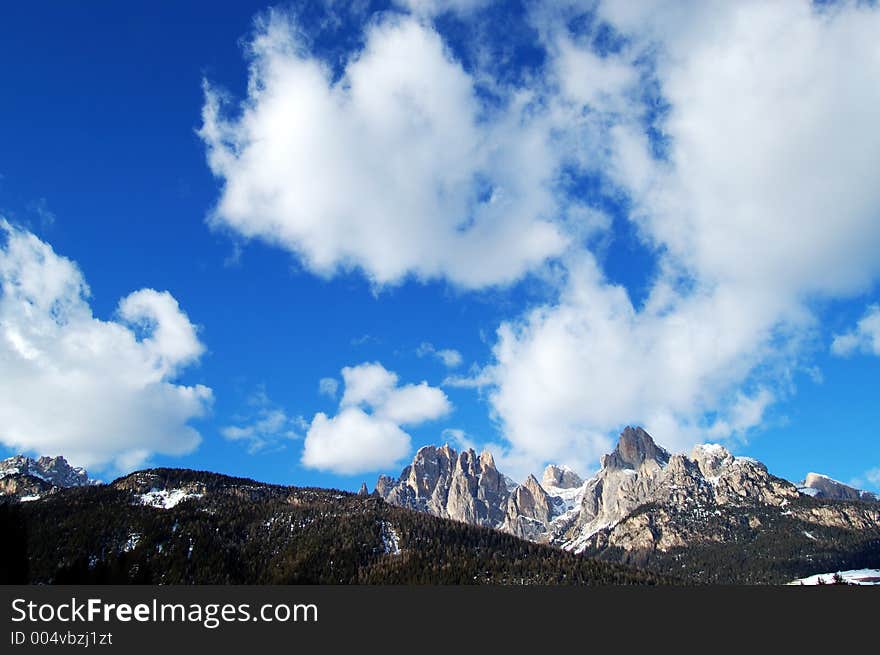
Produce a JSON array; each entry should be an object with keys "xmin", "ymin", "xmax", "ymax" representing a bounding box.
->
[
  {"xmin": 0, "ymin": 466, "xmax": 668, "ymax": 585},
  {"xmin": 0, "ymin": 455, "xmax": 96, "ymax": 499},
  {"xmin": 3, "ymin": 428, "xmax": 878, "ymax": 584},
  {"xmin": 375, "ymin": 426, "xmax": 880, "ymax": 582}
]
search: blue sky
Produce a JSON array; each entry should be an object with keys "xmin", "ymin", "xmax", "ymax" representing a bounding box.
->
[{"xmin": 0, "ymin": 0, "xmax": 878, "ymax": 492}]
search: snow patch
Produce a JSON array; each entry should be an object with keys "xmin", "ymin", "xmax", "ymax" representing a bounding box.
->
[
  {"xmin": 137, "ymin": 488, "xmax": 203, "ymax": 509},
  {"xmin": 18, "ymin": 495, "xmax": 41, "ymax": 502},
  {"xmin": 797, "ymin": 487, "xmax": 821, "ymax": 497},
  {"xmin": 380, "ymin": 522, "xmax": 401, "ymax": 555}
]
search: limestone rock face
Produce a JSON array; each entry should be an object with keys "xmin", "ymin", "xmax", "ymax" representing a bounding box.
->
[
  {"xmin": 560, "ymin": 429, "xmax": 799, "ymax": 553},
  {"xmin": 376, "ymin": 445, "xmax": 510, "ymax": 526},
  {"xmin": 503, "ymin": 474, "xmax": 556, "ymax": 540},
  {"xmin": 376, "ymin": 426, "xmax": 879, "ymax": 559},
  {"xmin": 357, "ymin": 482, "xmax": 369, "ymax": 497},
  {"xmin": 601, "ymin": 426, "xmax": 670, "ymax": 471}
]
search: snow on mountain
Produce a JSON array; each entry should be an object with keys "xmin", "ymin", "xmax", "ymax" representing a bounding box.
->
[
  {"xmin": 137, "ymin": 488, "xmax": 203, "ymax": 509},
  {"xmin": 380, "ymin": 522, "xmax": 401, "ymax": 556},
  {"xmin": 0, "ymin": 454, "xmax": 96, "ymax": 499},
  {"xmin": 789, "ymin": 569, "xmax": 880, "ymax": 586}
]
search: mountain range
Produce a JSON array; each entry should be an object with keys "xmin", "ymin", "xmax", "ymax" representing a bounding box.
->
[
  {"xmin": 375, "ymin": 427, "xmax": 880, "ymax": 582},
  {"xmin": 2, "ymin": 427, "xmax": 878, "ymax": 584}
]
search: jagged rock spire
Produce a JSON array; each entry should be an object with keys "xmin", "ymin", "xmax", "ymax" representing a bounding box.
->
[{"xmin": 601, "ymin": 426, "xmax": 670, "ymax": 470}]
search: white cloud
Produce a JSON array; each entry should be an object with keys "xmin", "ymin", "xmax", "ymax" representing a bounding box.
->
[
  {"xmin": 301, "ymin": 407, "xmax": 411, "ymax": 475},
  {"xmin": 0, "ymin": 220, "xmax": 212, "ymax": 471},
  {"xmin": 378, "ymin": 381, "xmax": 451, "ymax": 425},
  {"xmin": 118, "ymin": 289, "xmax": 205, "ymax": 377},
  {"xmin": 318, "ymin": 376, "xmax": 339, "ymax": 398},
  {"xmin": 339, "ymin": 362, "xmax": 451, "ymax": 425},
  {"xmin": 221, "ymin": 388, "xmax": 303, "ymax": 453},
  {"xmin": 472, "ymin": 0, "xmax": 880, "ymax": 472},
  {"xmin": 831, "ymin": 305, "xmax": 880, "ymax": 357},
  {"xmin": 302, "ymin": 362, "xmax": 451, "ymax": 474},
  {"xmin": 482, "ymin": 255, "xmax": 796, "ymax": 470},
  {"xmin": 338, "ymin": 362, "xmax": 399, "ymax": 408},
  {"xmin": 417, "ymin": 341, "xmax": 463, "ymax": 368},
  {"xmin": 199, "ymin": 11, "xmax": 567, "ymax": 289}
]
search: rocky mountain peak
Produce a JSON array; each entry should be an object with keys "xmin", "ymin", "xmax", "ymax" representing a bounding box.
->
[
  {"xmin": 689, "ymin": 443, "xmax": 735, "ymax": 478},
  {"xmin": 376, "ymin": 443, "xmax": 509, "ymax": 527},
  {"xmin": 374, "ymin": 428, "xmax": 876, "ymax": 570},
  {"xmin": 523, "ymin": 473, "xmax": 543, "ymax": 494},
  {"xmin": 542, "ymin": 464, "xmax": 583, "ymax": 489},
  {"xmin": 0, "ymin": 454, "xmax": 96, "ymax": 500},
  {"xmin": 800, "ymin": 472, "xmax": 878, "ymax": 502},
  {"xmin": 504, "ymin": 473, "xmax": 555, "ymax": 540},
  {"xmin": 0, "ymin": 454, "xmax": 93, "ymax": 487},
  {"xmin": 601, "ymin": 426, "xmax": 671, "ymax": 470}
]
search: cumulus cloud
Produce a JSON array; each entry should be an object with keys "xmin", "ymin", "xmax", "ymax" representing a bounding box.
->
[
  {"xmin": 831, "ymin": 305, "xmax": 880, "ymax": 357},
  {"xmin": 339, "ymin": 362, "xmax": 451, "ymax": 426},
  {"xmin": 302, "ymin": 408, "xmax": 411, "ymax": 476},
  {"xmin": 417, "ymin": 341, "xmax": 463, "ymax": 368},
  {"xmin": 482, "ymin": 255, "xmax": 795, "ymax": 472},
  {"xmin": 200, "ymin": 11, "xmax": 567, "ymax": 288},
  {"xmin": 0, "ymin": 220, "xmax": 212, "ymax": 471},
  {"xmin": 302, "ymin": 362, "xmax": 451, "ymax": 474}
]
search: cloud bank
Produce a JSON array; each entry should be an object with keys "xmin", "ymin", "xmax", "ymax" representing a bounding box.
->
[{"xmin": 204, "ymin": 1, "xmax": 880, "ymax": 476}]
